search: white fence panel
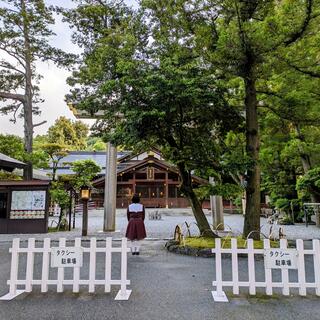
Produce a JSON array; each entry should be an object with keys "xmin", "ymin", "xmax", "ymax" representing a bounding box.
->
[
  {"xmin": 212, "ymin": 238, "xmax": 320, "ymax": 302},
  {"xmin": 0, "ymin": 237, "xmax": 131, "ymax": 301}
]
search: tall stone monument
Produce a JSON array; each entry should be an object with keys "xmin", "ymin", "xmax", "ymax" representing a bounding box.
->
[
  {"xmin": 103, "ymin": 142, "xmax": 117, "ymax": 232},
  {"xmin": 209, "ymin": 177, "xmax": 224, "ymax": 230}
]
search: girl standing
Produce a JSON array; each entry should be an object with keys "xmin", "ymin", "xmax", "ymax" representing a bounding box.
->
[{"xmin": 125, "ymin": 194, "xmax": 147, "ymax": 255}]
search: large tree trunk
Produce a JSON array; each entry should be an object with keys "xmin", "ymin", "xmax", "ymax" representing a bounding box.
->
[
  {"xmin": 177, "ymin": 163, "xmax": 218, "ymax": 238},
  {"xmin": 243, "ymin": 68, "xmax": 261, "ymax": 240},
  {"xmin": 22, "ymin": 0, "xmax": 33, "ymax": 180}
]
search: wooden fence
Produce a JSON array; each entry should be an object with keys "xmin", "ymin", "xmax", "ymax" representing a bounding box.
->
[
  {"xmin": 0, "ymin": 237, "xmax": 131, "ymax": 301},
  {"xmin": 212, "ymin": 238, "xmax": 320, "ymax": 302}
]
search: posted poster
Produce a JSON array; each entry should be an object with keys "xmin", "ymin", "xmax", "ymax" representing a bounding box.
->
[{"xmin": 11, "ymin": 191, "xmax": 46, "ymax": 211}]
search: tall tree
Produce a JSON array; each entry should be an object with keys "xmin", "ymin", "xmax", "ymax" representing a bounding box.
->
[
  {"xmin": 0, "ymin": 0, "xmax": 75, "ymax": 179},
  {"xmin": 47, "ymin": 116, "xmax": 89, "ymax": 150},
  {"xmin": 64, "ymin": 0, "xmax": 241, "ymax": 237},
  {"xmin": 179, "ymin": 0, "xmax": 320, "ymax": 239}
]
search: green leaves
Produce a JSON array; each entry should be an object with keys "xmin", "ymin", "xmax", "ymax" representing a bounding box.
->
[
  {"xmin": 47, "ymin": 116, "xmax": 89, "ymax": 150},
  {"xmin": 70, "ymin": 159, "xmax": 101, "ymax": 190},
  {"xmin": 49, "ymin": 181, "xmax": 70, "ymax": 210},
  {"xmin": 297, "ymin": 167, "xmax": 320, "ymax": 192}
]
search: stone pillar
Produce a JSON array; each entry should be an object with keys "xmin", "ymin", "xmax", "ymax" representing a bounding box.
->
[
  {"xmin": 82, "ymin": 198, "xmax": 88, "ymax": 236},
  {"xmin": 165, "ymin": 171, "xmax": 169, "ymax": 208},
  {"xmin": 242, "ymin": 194, "xmax": 246, "ymax": 216},
  {"xmin": 104, "ymin": 142, "xmax": 117, "ymax": 232},
  {"xmin": 209, "ymin": 177, "xmax": 224, "ymax": 230},
  {"xmin": 315, "ymin": 205, "xmax": 320, "ymax": 228}
]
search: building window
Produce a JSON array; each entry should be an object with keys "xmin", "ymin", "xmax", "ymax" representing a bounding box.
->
[
  {"xmin": 136, "ymin": 185, "xmax": 149, "ymax": 198},
  {"xmin": 117, "ymin": 186, "xmax": 132, "ymax": 198},
  {"xmin": 168, "ymin": 185, "xmax": 177, "ymax": 198}
]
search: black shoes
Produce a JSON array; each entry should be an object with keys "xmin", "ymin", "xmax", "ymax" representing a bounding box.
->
[{"xmin": 132, "ymin": 252, "xmax": 140, "ymax": 255}]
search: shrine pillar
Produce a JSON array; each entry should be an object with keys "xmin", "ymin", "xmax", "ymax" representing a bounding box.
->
[{"xmin": 103, "ymin": 142, "xmax": 117, "ymax": 232}]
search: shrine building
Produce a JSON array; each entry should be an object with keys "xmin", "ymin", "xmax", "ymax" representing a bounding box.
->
[{"xmin": 50, "ymin": 149, "xmax": 208, "ymax": 209}]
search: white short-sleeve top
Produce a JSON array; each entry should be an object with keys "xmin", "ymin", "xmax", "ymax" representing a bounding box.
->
[{"xmin": 128, "ymin": 203, "xmax": 143, "ymax": 212}]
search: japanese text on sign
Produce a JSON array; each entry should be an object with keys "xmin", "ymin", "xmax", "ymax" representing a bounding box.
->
[
  {"xmin": 264, "ymin": 249, "xmax": 298, "ymax": 269},
  {"xmin": 51, "ymin": 247, "xmax": 83, "ymax": 268}
]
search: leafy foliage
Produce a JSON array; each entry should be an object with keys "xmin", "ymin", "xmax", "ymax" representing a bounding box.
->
[
  {"xmin": 297, "ymin": 167, "xmax": 320, "ymax": 197},
  {"xmin": 70, "ymin": 159, "xmax": 101, "ymax": 191},
  {"xmin": 47, "ymin": 116, "xmax": 89, "ymax": 150},
  {"xmin": 86, "ymin": 136, "xmax": 106, "ymax": 151},
  {"xmin": 0, "ymin": 0, "xmax": 76, "ymax": 178},
  {"xmin": 62, "ymin": 0, "xmax": 320, "ymax": 236},
  {"xmin": 49, "ymin": 181, "xmax": 70, "ymax": 210},
  {"xmin": 0, "ymin": 170, "xmax": 21, "ymax": 180},
  {"xmin": 0, "ymin": 134, "xmax": 25, "ymax": 161},
  {"xmin": 0, "ymin": 133, "xmax": 48, "ymax": 169}
]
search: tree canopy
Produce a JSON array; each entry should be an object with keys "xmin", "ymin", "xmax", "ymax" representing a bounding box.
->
[
  {"xmin": 0, "ymin": 0, "xmax": 75, "ymax": 179},
  {"xmin": 63, "ymin": 0, "xmax": 320, "ymax": 237}
]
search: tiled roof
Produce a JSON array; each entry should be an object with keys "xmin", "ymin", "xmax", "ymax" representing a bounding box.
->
[
  {"xmin": 0, "ymin": 152, "xmax": 26, "ymax": 169},
  {"xmin": 46, "ymin": 151, "xmax": 131, "ymax": 176},
  {"xmin": 57, "ymin": 151, "xmax": 130, "ymax": 169}
]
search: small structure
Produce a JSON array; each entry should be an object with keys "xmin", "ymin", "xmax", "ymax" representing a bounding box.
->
[
  {"xmin": 0, "ymin": 153, "xmax": 26, "ymax": 172},
  {"xmin": 0, "ymin": 181, "xmax": 50, "ymax": 234}
]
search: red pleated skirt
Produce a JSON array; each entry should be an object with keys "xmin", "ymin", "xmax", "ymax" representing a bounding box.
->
[{"xmin": 125, "ymin": 213, "xmax": 147, "ymax": 240}]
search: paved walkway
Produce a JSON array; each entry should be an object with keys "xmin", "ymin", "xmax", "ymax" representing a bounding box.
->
[
  {"xmin": 0, "ymin": 239, "xmax": 319, "ymax": 320},
  {"xmin": 0, "ymin": 209, "xmax": 319, "ymax": 319}
]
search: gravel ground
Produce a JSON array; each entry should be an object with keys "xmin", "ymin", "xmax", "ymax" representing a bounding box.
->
[
  {"xmin": 49, "ymin": 208, "xmax": 320, "ymax": 241},
  {"xmin": 0, "ymin": 208, "xmax": 318, "ymax": 243}
]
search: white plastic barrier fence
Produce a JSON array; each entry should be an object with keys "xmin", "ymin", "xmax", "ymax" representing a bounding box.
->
[
  {"xmin": 212, "ymin": 238, "xmax": 320, "ymax": 302},
  {"xmin": 0, "ymin": 237, "xmax": 131, "ymax": 301}
]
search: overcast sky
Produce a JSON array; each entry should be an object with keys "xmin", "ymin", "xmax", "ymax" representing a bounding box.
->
[{"xmin": 0, "ymin": 0, "xmax": 137, "ymax": 137}]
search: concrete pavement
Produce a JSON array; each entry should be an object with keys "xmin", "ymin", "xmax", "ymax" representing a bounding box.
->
[
  {"xmin": 0, "ymin": 239, "xmax": 319, "ymax": 320},
  {"xmin": 0, "ymin": 209, "xmax": 319, "ymax": 320}
]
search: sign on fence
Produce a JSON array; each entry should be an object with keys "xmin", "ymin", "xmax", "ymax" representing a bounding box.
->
[
  {"xmin": 51, "ymin": 247, "xmax": 83, "ymax": 268},
  {"xmin": 264, "ymin": 249, "xmax": 298, "ymax": 269},
  {"xmin": 0, "ymin": 237, "xmax": 131, "ymax": 301},
  {"xmin": 211, "ymin": 238, "xmax": 320, "ymax": 302}
]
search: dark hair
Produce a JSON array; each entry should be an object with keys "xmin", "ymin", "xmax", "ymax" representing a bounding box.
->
[{"xmin": 131, "ymin": 194, "xmax": 140, "ymax": 203}]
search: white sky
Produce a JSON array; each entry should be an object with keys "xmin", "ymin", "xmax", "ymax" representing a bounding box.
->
[{"xmin": 0, "ymin": 0, "xmax": 137, "ymax": 137}]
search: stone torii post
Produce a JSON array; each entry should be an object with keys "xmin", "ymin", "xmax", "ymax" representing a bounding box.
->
[
  {"xmin": 67, "ymin": 104, "xmax": 117, "ymax": 232},
  {"xmin": 209, "ymin": 177, "xmax": 224, "ymax": 230},
  {"xmin": 104, "ymin": 142, "xmax": 117, "ymax": 232}
]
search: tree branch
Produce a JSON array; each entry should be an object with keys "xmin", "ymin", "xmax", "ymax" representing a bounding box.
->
[
  {"xmin": 285, "ymin": 61, "xmax": 320, "ymax": 78},
  {"xmin": 259, "ymin": 104, "xmax": 320, "ymax": 125},
  {"xmin": 0, "ymin": 61, "xmax": 25, "ymax": 75},
  {"xmin": 0, "ymin": 91, "xmax": 26, "ymax": 102},
  {"xmin": 12, "ymin": 103, "xmax": 23, "ymax": 123},
  {"xmin": 284, "ymin": 0, "xmax": 313, "ymax": 46},
  {"xmin": 33, "ymin": 120, "xmax": 47, "ymax": 128},
  {"xmin": 0, "ymin": 44, "xmax": 26, "ymax": 69},
  {"xmin": 256, "ymin": 90, "xmax": 285, "ymax": 100}
]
